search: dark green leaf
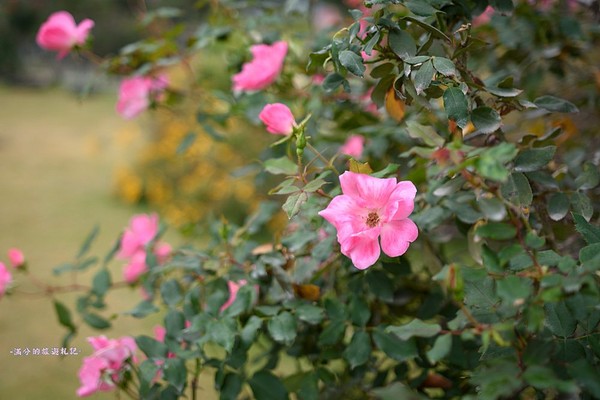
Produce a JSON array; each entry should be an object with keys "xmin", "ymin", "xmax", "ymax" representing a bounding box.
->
[
  {"xmin": 77, "ymin": 224, "xmax": 99, "ymax": 259},
  {"xmin": 208, "ymin": 319, "xmax": 236, "ymax": 353},
  {"xmin": 82, "ymin": 312, "xmax": 111, "ymax": 330},
  {"xmin": 54, "ymin": 300, "xmax": 76, "ymax": 332},
  {"xmin": 514, "ymin": 146, "xmax": 556, "ymax": 172},
  {"xmin": 339, "ymin": 50, "xmax": 365, "ymax": 77},
  {"xmin": 318, "ymin": 322, "xmax": 346, "ymax": 346},
  {"xmin": 388, "ymin": 29, "xmax": 416, "ymax": 60},
  {"xmin": 176, "ymin": 132, "xmax": 197, "ymax": 154},
  {"xmin": 139, "ymin": 359, "xmax": 162, "ymax": 387},
  {"xmin": 496, "ymin": 276, "xmax": 532, "ymax": 305},
  {"xmin": 476, "ymin": 222, "xmax": 517, "ymax": 240},
  {"xmin": 471, "ymin": 107, "xmax": 502, "ymax": 133},
  {"xmin": 372, "ymin": 327, "xmax": 418, "ymax": 361},
  {"xmin": 322, "ymin": 72, "xmax": 348, "ymax": 92},
  {"xmin": 220, "ymin": 373, "xmax": 243, "ymax": 400},
  {"xmin": 545, "ymin": 302, "xmax": 576, "ymax": 337},
  {"xmin": 573, "ymin": 213, "xmax": 600, "ymax": 244},
  {"xmin": 160, "ymin": 280, "xmax": 182, "ymax": 307},
  {"xmin": 164, "ymin": 358, "xmax": 187, "ymax": 393},
  {"xmin": 249, "ymin": 370, "xmax": 289, "ymax": 400},
  {"xmin": 579, "ymin": 243, "xmax": 600, "ymax": 271},
  {"xmin": 136, "ymin": 335, "xmax": 168, "ymax": 358},
  {"xmin": 92, "ymin": 268, "xmax": 111, "ymax": 297},
  {"xmin": 476, "ymin": 142, "xmax": 518, "ymax": 181},
  {"xmin": 264, "ymin": 157, "xmax": 297, "ymax": 175},
  {"xmin": 268, "ymin": 311, "xmax": 297, "ymax": 345},
  {"xmin": 414, "ymin": 60, "xmax": 435, "ymax": 95},
  {"xmin": 241, "ymin": 315, "xmax": 263, "ymax": 346},
  {"xmin": 350, "ymin": 296, "xmax": 371, "ymax": 327},
  {"xmin": 296, "ymin": 304, "xmax": 324, "ymax": 325},
  {"xmin": 387, "ymin": 319, "xmax": 441, "ymax": 340},
  {"xmin": 282, "ymin": 191, "xmax": 309, "ymax": 219},
  {"xmin": 406, "ymin": 121, "xmax": 444, "ymax": 147},
  {"xmin": 501, "ymin": 172, "xmax": 532, "ymax": 207},
  {"xmin": 405, "ymin": 0, "xmax": 438, "ymax": 15},
  {"xmin": 568, "ymin": 359, "xmax": 600, "ymax": 394},
  {"xmin": 575, "ymin": 162, "xmax": 600, "ymax": 190},
  {"xmin": 547, "ymin": 193, "xmax": 570, "ymax": 221},
  {"xmin": 372, "ymin": 382, "xmax": 428, "ymax": 400},
  {"xmin": 534, "ymin": 95, "xmax": 579, "ymax": 113},
  {"xmin": 125, "ymin": 300, "xmax": 159, "ymax": 318},
  {"xmin": 426, "ymin": 334, "xmax": 452, "ymax": 363},
  {"xmin": 343, "ymin": 330, "xmax": 371, "ymax": 368},
  {"xmin": 443, "ymin": 87, "xmax": 469, "ymax": 128},
  {"xmin": 570, "ymin": 192, "xmax": 593, "ymax": 221},
  {"xmin": 370, "ymin": 63, "xmax": 395, "ymax": 79}
]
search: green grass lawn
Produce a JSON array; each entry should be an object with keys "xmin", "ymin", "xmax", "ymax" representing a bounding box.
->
[{"xmin": 0, "ymin": 86, "xmax": 217, "ymax": 399}]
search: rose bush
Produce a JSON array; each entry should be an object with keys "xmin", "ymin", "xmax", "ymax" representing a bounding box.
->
[{"xmin": 4, "ymin": 1, "xmax": 600, "ymax": 399}]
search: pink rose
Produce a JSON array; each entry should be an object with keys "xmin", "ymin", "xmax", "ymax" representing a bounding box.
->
[
  {"xmin": 123, "ymin": 251, "xmax": 148, "ymax": 284},
  {"xmin": 116, "ymin": 75, "xmax": 168, "ymax": 120},
  {"xmin": 77, "ymin": 335, "xmax": 137, "ymax": 397},
  {"xmin": 232, "ymin": 41, "xmax": 288, "ymax": 92},
  {"xmin": 472, "ymin": 6, "xmax": 494, "ymax": 27},
  {"xmin": 7, "ymin": 248, "xmax": 25, "ymax": 268},
  {"xmin": 259, "ymin": 103, "xmax": 296, "ymax": 135},
  {"xmin": 0, "ymin": 262, "xmax": 12, "ymax": 298},
  {"xmin": 220, "ymin": 280, "xmax": 259, "ymax": 313},
  {"xmin": 36, "ymin": 11, "xmax": 94, "ymax": 59},
  {"xmin": 118, "ymin": 213, "xmax": 160, "ymax": 259},
  {"xmin": 313, "ymin": 4, "xmax": 343, "ymax": 31},
  {"xmin": 340, "ymin": 135, "xmax": 365, "ymax": 159},
  {"xmin": 319, "ymin": 171, "xmax": 418, "ymax": 270}
]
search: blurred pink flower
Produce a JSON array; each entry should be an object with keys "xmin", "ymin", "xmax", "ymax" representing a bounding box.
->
[
  {"xmin": 36, "ymin": 11, "xmax": 94, "ymax": 59},
  {"xmin": 220, "ymin": 280, "xmax": 247, "ymax": 312},
  {"xmin": 118, "ymin": 214, "xmax": 160, "ymax": 259},
  {"xmin": 123, "ymin": 251, "xmax": 148, "ymax": 284},
  {"xmin": 313, "ymin": 4, "xmax": 343, "ymax": 31},
  {"xmin": 319, "ymin": 171, "xmax": 418, "ymax": 269},
  {"xmin": 259, "ymin": 103, "xmax": 296, "ymax": 135},
  {"xmin": 0, "ymin": 262, "xmax": 12, "ymax": 298},
  {"xmin": 154, "ymin": 242, "xmax": 172, "ymax": 264},
  {"xmin": 77, "ymin": 335, "xmax": 137, "ymax": 397},
  {"xmin": 472, "ymin": 6, "xmax": 494, "ymax": 27},
  {"xmin": 116, "ymin": 75, "xmax": 168, "ymax": 120},
  {"xmin": 232, "ymin": 41, "xmax": 288, "ymax": 92},
  {"xmin": 340, "ymin": 135, "xmax": 365, "ymax": 159},
  {"xmin": 7, "ymin": 248, "xmax": 25, "ymax": 268}
]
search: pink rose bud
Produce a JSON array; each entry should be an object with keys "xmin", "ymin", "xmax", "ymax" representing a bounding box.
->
[
  {"xmin": 259, "ymin": 103, "xmax": 296, "ymax": 135},
  {"xmin": 36, "ymin": 11, "xmax": 94, "ymax": 59},
  {"xmin": 0, "ymin": 262, "xmax": 12, "ymax": 298},
  {"xmin": 232, "ymin": 41, "xmax": 288, "ymax": 92},
  {"xmin": 340, "ymin": 135, "xmax": 365, "ymax": 159},
  {"xmin": 472, "ymin": 6, "xmax": 494, "ymax": 27},
  {"xmin": 7, "ymin": 248, "xmax": 25, "ymax": 268},
  {"xmin": 116, "ymin": 75, "xmax": 168, "ymax": 120}
]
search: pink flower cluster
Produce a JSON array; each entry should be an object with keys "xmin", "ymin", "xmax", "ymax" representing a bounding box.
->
[
  {"xmin": 0, "ymin": 248, "xmax": 26, "ymax": 298},
  {"xmin": 259, "ymin": 103, "xmax": 296, "ymax": 135},
  {"xmin": 36, "ymin": 11, "xmax": 94, "ymax": 59},
  {"xmin": 77, "ymin": 335, "xmax": 137, "ymax": 397},
  {"xmin": 116, "ymin": 75, "xmax": 169, "ymax": 120},
  {"xmin": 117, "ymin": 214, "xmax": 171, "ymax": 284},
  {"xmin": 319, "ymin": 171, "xmax": 418, "ymax": 269},
  {"xmin": 232, "ymin": 41, "xmax": 288, "ymax": 92},
  {"xmin": 340, "ymin": 135, "xmax": 365, "ymax": 159}
]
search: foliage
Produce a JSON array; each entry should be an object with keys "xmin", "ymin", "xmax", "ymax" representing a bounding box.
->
[{"xmin": 5, "ymin": 0, "xmax": 600, "ymax": 399}]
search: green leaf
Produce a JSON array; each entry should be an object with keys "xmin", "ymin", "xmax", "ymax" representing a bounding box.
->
[
  {"xmin": 471, "ymin": 107, "xmax": 502, "ymax": 133},
  {"xmin": 443, "ymin": 87, "xmax": 469, "ymax": 128},
  {"xmin": 208, "ymin": 319, "xmax": 237, "ymax": 353},
  {"xmin": 264, "ymin": 157, "xmax": 297, "ymax": 175},
  {"xmin": 92, "ymin": 268, "xmax": 111, "ymax": 297},
  {"xmin": 249, "ymin": 370, "xmax": 289, "ymax": 400},
  {"xmin": 579, "ymin": 243, "xmax": 600, "ymax": 271},
  {"xmin": 282, "ymin": 191, "xmax": 309, "ymax": 219},
  {"xmin": 514, "ymin": 146, "xmax": 556, "ymax": 172},
  {"xmin": 575, "ymin": 162, "xmax": 600, "ymax": 190},
  {"xmin": 570, "ymin": 192, "xmax": 593, "ymax": 221},
  {"xmin": 568, "ymin": 359, "xmax": 600, "ymax": 395},
  {"xmin": 220, "ymin": 373, "xmax": 243, "ymax": 400},
  {"xmin": 77, "ymin": 224, "xmax": 99, "ymax": 259},
  {"xmin": 500, "ymin": 172, "xmax": 532, "ymax": 207},
  {"xmin": 296, "ymin": 304, "xmax": 324, "ymax": 325},
  {"xmin": 176, "ymin": 131, "xmax": 197, "ymax": 154},
  {"xmin": 547, "ymin": 193, "xmax": 570, "ymax": 221},
  {"xmin": 573, "ymin": 213, "xmax": 600, "ymax": 244},
  {"xmin": 303, "ymin": 178, "xmax": 328, "ymax": 193},
  {"xmin": 268, "ymin": 311, "xmax": 297, "ymax": 345},
  {"xmin": 406, "ymin": 121, "xmax": 445, "ymax": 147},
  {"xmin": 53, "ymin": 300, "xmax": 76, "ymax": 332},
  {"xmin": 160, "ymin": 279, "xmax": 182, "ymax": 307},
  {"xmin": 372, "ymin": 382, "xmax": 429, "ymax": 400},
  {"xmin": 339, "ymin": 50, "xmax": 365, "ymax": 77},
  {"xmin": 125, "ymin": 300, "xmax": 159, "ymax": 318},
  {"xmin": 318, "ymin": 322, "xmax": 346, "ymax": 346},
  {"xmin": 241, "ymin": 315, "xmax": 263, "ymax": 346},
  {"xmin": 496, "ymin": 276, "xmax": 532, "ymax": 306},
  {"xmin": 370, "ymin": 62, "xmax": 395, "ymax": 79},
  {"xmin": 476, "ymin": 222, "xmax": 517, "ymax": 240},
  {"xmin": 402, "ymin": 16, "xmax": 451, "ymax": 42},
  {"xmin": 432, "ymin": 57, "xmax": 456, "ymax": 77},
  {"xmin": 534, "ymin": 95, "xmax": 579, "ymax": 113},
  {"xmin": 136, "ymin": 335, "xmax": 168, "ymax": 358},
  {"xmin": 343, "ymin": 330, "xmax": 371, "ymax": 368},
  {"xmin": 387, "ymin": 319, "xmax": 441, "ymax": 340},
  {"xmin": 486, "ymin": 86, "xmax": 523, "ymax": 97},
  {"xmin": 322, "ymin": 72, "xmax": 348, "ymax": 92},
  {"xmin": 82, "ymin": 312, "xmax": 111, "ymax": 330},
  {"xmin": 414, "ymin": 60, "xmax": 435, "ymax": 95},
  {"xmin": 139, "ymin": 359, "xmax": 162, "ymax": 387},
  {"xmin": 545, "ymin": 302, "xmax": 577, "ymax": 337},
  {"xmin": 405, "ymin": 0, "xmax": 438, "ymax": 15},
  {"xmin": 476, "ymin": 142, "xmax": 518, "ymax": 181},
  {"xmin": 350, "ymin": 296, "xmax": 371, "ymax": 327},
  {"xmin": 388, "ymin": 29, "xmax": 416, "ymax": 60},
  {"xmin": 164, "ymin": 358, "xmax": 187, "ymax": 393},
  {"xmin": 427, "ymin": 334, "xmax": 452, "ymax": 363},
  {"xmin": 372, "ymin": 327, "xmax": 418, "ymax": 361}
]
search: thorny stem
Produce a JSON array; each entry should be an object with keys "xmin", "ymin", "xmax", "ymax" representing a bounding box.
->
[{"xmin": 306, "ymin": 142, "xmax": 340, "ymax": 175}]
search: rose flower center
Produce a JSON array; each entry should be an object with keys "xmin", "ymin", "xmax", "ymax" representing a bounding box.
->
[{"xmin": 366, "ymin": 211, "xmax": 380, "ymax": 228}]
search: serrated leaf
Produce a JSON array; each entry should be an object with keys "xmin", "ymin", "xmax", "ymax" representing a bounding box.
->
[
  {"xmin": 343, "ymin": 330, "xmax": 371, "ymax": 368},
  {"xmin": 471, "ymin": 107, "xmax": 502, "ymax": 133},
  {"xmin": 339, "ymin": 50, "xmax": 365, "ymax": 77},
  {"xmin": 264, "ymin": 157, "xmax": 298, "ymax": 175},
  {"xmin": 545, "ymin": 302, "xmax": 576, "ymax": 337},
  {"xmin": 387, "ymin": 319, "xmax": 441, "ymax": 340},
  {"xmin": 443, "ymin": 87, "xmax": 469, "ymax": 128},
  {"xmin": 164, "ymin": 358, "xmax": 187, "ymax": 392},
  {"xmin": 388, "ymin": 29, "xmax": 416, "ymax": 60},
  {"xmin": 303, "ymin": 178, "xmax": 328, "ymax": 193},
  {"xmin": 348, "ymin": 159, "xmax": 373, "ymax": 174},
  {"xmin": 575, "ymin": 162, "xmax": 600, "ymax": 190},
  {"xmin": 573, "ymin": 213, "xmax": 600, "ymax": 244},
  {"xmin": 514, "ymin": 146, "xmax": 556, "ymax": 172},
  {"xmin": 296, "ymin": 304, "xmax": 324, "ymax": 325},
  {"xmin": 534, "ymin": 95, "xmax": 579, "ymax": 113},
  {"xmin": 414, "ymin": 60, "xmax": 435, "ymax": 95},
  {"xmin": 547, "ymin": 193, "xmax": 570, "ymax": 221},
  {"xmin": 570, "ymin": 192, "xmax": 593, "ymax": 221},
  {"xmin": 268, "ymin": 311, "xmax": 297, "ymax": 345},
  {"xmin": 501, "ymin": 172, "xmax": 532, "ymax": 207},
  {"xmin": 282, "ymin": 191, "xmax": 308, "ymax": 219}
]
